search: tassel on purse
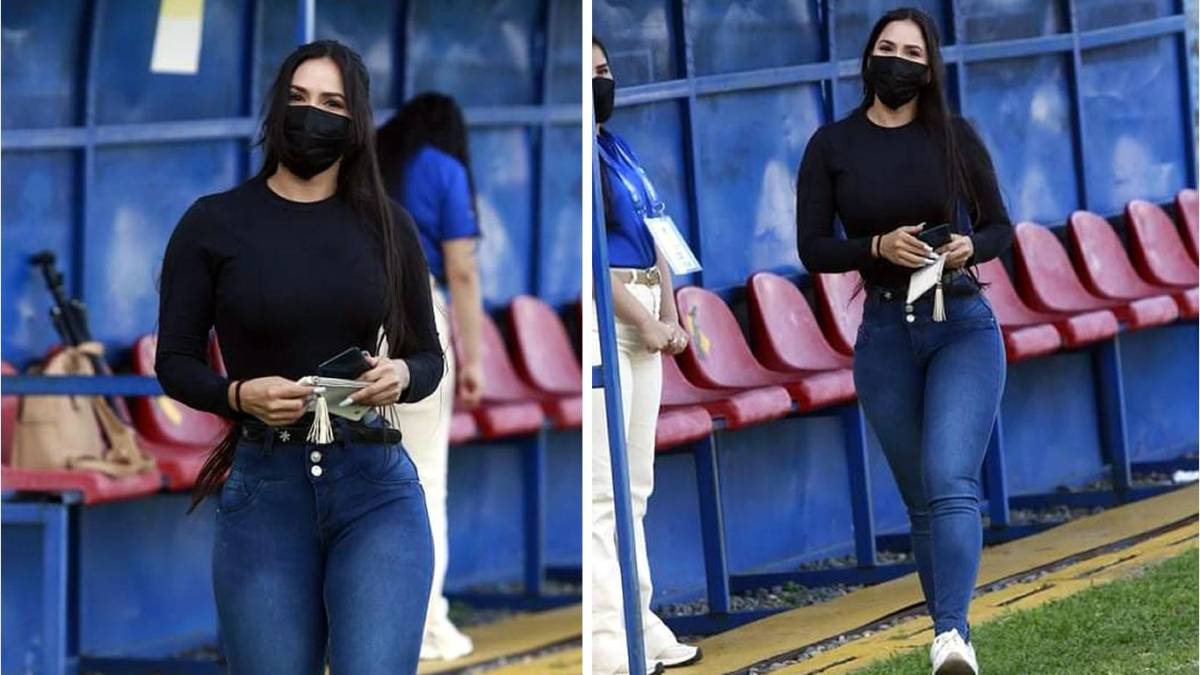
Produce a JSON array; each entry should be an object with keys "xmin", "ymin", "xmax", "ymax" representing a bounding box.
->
[
  {"xmin": 933, "ymin": 279, "xmax": 946, "ymax": 322},
  {"xmin": 307, "ymin": 385, "xmax": 335, "ymax": 444}
]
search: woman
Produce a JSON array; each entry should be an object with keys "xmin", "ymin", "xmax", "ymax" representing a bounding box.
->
[
  {"xmin": 155, "ymin": 40, "xmax": 442, "ymax": 674},
  {"xmin": 591, "ymin": 36, "xmax": 701, "ymax": 675},
  {"xmin": 375, "ymin": 92, "xmax": 485, "ymax": 661},
  {"xmin": 796, "ymin": 9, "xmax": 1011, "ymax": 675}
]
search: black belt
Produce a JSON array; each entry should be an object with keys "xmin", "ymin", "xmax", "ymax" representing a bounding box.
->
[
  {"xmin": 867, "ymin": 268, "xmax": 976, "ymax": 301},
  {"xmin": 240, "ymin": 417, "xmax": 403, "ymax": 445}
]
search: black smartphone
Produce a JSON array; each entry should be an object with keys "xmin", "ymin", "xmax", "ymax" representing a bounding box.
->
[
  {"xmin": 317, "ymin": 346, "xmax": 372, "ymax": 379},
  {"xmin": 917, "ymin": 223, "xmax": 953, "ymax": 249}
]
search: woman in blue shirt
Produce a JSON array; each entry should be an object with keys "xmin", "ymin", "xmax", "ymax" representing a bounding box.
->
[
  {"xmin": 376, "ymin": 93, "xmax": 483, "ymax": 661},
  {"xmin": 591, "ymin": 36, "xmax": 700, "ymax": 675}
]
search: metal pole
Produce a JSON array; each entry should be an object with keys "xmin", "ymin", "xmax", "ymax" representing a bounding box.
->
[
  {"xmin": 297, "ymin": 0, "xmax": 314, "ymax": 44},
  {"xmin": 592, "ymin": 127, "xmax": 648, "ymax": 674}
]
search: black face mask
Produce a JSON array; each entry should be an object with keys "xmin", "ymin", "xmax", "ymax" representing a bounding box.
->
[
  {"xmin": 280, "ymin": 105, "xmax": 353, "ymax": 179},
  {"xmin": 865, "ymin": 55, "xmax": 929, "ymax": 110},
  {"xmin": 593, "ymin": 77, "xmax": 615, "ymax": 124}
]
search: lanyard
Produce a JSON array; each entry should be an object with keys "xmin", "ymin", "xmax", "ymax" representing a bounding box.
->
[{"xmin": 597, "ymin": 136, "xmax": 665, "ymax": 218}]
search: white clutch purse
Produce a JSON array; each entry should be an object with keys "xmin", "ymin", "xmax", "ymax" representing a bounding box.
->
[
  {"xmin": 907, "ymin": 252, "xmax": 949, "ymax": 321},
  {"xmin": 298, "ymin": 376, "xmax": 372, "ymax": 444}
]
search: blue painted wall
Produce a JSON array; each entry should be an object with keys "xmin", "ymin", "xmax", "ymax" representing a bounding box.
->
[
  {"xmin": 596, "ymin": 0, "xmax": 1198, "ymax": 606},
  {"xmin": 1, "ymin": 0, "xmax": 582, "ymax": 366}
]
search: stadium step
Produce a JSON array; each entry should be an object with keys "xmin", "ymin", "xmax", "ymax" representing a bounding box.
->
[{"xmin": 666, "ymin": 483, "xmax": 1198, "ymax": 674}]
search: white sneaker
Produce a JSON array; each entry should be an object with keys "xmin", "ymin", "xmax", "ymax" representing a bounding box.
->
[
  {"xmin": 929, "ymin": 629, "xmax": 978, "ymax": 675},
  {"xmin": 615, "ymin": 658, "xmax": 664, "ymax": 674},
  {"xmin": 653, "ymin": 643, "xmax": 702, "ymax": 668},
  {"xmin": 418, "ymin": 622, "xmax": 474, "ymax": 661}
]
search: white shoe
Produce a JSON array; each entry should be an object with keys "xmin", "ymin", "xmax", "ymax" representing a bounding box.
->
[
  {"xmin": 615, "ymin": 658, "xmax": 664, "ymax": 674},
  {"xmin": 929, "ymin": 629, "xmax": 978, "ymax": 675},
  {"xmin": 419, "ymin": 622, "xmax": 474, "ymax": 661},
  {"xmin": 653, "ymin": 643, "xmax": 702, "ymax": 668}
]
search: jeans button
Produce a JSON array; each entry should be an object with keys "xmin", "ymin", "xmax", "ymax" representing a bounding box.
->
[
  {"xmin": 310, "ymin": 450, "xmax": 322, "ymax": 463},
  {"xmin": 904, "ymin": 304, "xmax": 914, "ymax": 312},
  {"xmin": 905, "ymin": 314, "xmax": 915, "ymax": 323},
  {"xmin": 883, "ymin": 291, "xmax": 893, "ymax": 300},
  {"xmin": 310, "ymin": 465, "xmax": 323, "ymax": 477}
]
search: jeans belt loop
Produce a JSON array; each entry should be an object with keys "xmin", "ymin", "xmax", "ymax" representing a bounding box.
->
[{"xmin": 262, "ymin": 423, "xmax": 275, "ymax": 455}]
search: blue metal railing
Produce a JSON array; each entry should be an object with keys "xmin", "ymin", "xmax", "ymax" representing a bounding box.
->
[{"xmin": 591, "ymin": 126, "xmax": 648, "ymax": 674}]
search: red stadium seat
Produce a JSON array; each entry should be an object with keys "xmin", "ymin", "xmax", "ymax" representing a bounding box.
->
[
  {"xmin": 129, "ymin": 335, "xmax": 229, "ymax": 490},
  {"xmin": 1125, "ymin": 200, "xmax": 1200, "ymax": 289},
  {"xmin": 461, "ymin": 314, "xmax": 545, "ymax": 438},
  {"xmin": 976, "ymin": 260, "xmax": 1116, "ymax": 356},
  {"xmin": 2, "ymin": 360, "xmax": 164, "ymax": 504},
  {"xmin": 208, "ymin": 331, "xmax": 227, "ymax": 377},
  {"xmin": 812, "ymin": 271, "xmax": 865, "ymax": 356},
  {"xmin": 449, "ymin": 410, "xmax": 478, "ymax": 445},
  {"xmin": 1068, "ymin": 211, "xmax": 1197, "ymax": 321},
  {"xmin": 661, "ymin": 355, "xmax": 792, "ymax": 430},
  {"xmin": 507, "ymin": 296, "xmax": 582, "ymax": 428},
  {"xmin": 675, "ymin": 287, "xmax": 856, "ymax": 413},
  {"xmin": 1176, "ymin": 189, "xmax": 1198, "ymax": 262},
  {"xmin": 747, "ymin": 272, "xmax": 853, "ymax": 371},
  {"xmin": 2, "ymin": 361, "xmax": 19, "ymax": 466},
  {"xmin": 1012, "ymin": 221, "xmax": 1178, "ymax": 330},
  {"xmin": 654, "ymin": 405, "xmax": 713, "ymax": 453}
]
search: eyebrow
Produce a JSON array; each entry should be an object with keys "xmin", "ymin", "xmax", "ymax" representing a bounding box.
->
[
  {"xmin": 878, "ymin": 38, "xmax": 925, "ymax": 53},
  {"xmin": 289, "ymin": 84, "xmax": 345, "ymax": 99}
]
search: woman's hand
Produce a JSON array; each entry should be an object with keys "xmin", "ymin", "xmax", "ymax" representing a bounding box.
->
[
  {"xmin": 936, "ymin": 233, "xmax": 974, "ymax": 269},
  {"xmin": 457, "ymin": 361, "xmax": 485, "ymax": 406},
  {"xmin": 344, "ymin": 354, "xmax": 411, "ymax": 407},
  {"xmin": 663, "ymin": 322, "xmax": 689, "ymax": 355},
  {"xmin": 879, "ymin": 225, "xmax": 937, "ymax": 268},
  {"xmin": 238, "ymin": 377, "xmax": 315, "ymax": 426},
  {"xmin": 636, "ymin": 316, "xmax": 674, "ymax": 353}
]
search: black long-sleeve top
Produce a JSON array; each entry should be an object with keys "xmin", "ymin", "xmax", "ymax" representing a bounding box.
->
[
  {"xmin": 796, "ymin": 109, "xmax": 1012, "ymax": 289},
  {"xmin": 155, "ymin": 174, "xmax": 444, "ymax": 420}
]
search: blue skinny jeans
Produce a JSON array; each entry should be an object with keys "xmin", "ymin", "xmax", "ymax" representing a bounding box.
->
[
  {"xmin": 852, "ymin": 273, "xmax": 1006, "ymax": 640},
  {"xmin": 211, "ymin": 411, "xmax": 433, "ymax": 673}
]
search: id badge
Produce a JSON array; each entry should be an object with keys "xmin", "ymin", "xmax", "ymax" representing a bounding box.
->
[{"xmin": 644, "ymin": 215, "xmax": 701, "ymax": 275}]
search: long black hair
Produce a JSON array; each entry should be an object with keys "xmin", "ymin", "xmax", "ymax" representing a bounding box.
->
[
  {"xmin": 376, "ymin": 92, "xmax": 476, "ymax": 212},
  {"xmin": 190, "ymin": 39, "xmax": 425, "ymax": 512},
  {"xmin": 592, "ymin": 35, "xmax": 620, "ymax": 230},
  {"xmin": 856, "ymin": 8, "xmax": 986, "ymax": 290},
  {"xmin": 859, "ymin": 7, "xmax": 977, "ymax": 230}
]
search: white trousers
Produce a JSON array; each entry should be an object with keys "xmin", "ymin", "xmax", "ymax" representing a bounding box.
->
[
  {"xmin": 590, "ymin": 280, "xmax": 682, "ymax": 675},
  {"xmin": 386, "ymin": 281, "xmax": 456, "ymax": 638}
]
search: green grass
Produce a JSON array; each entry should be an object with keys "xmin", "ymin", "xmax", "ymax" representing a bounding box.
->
[{"xmin": 855, "ymin": 549, "xmax": 1198, "ymax": 674}]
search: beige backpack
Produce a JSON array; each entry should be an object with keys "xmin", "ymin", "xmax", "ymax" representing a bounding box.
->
[{"xmin": 10, "ymin": 342, "xmax": 156, "ymax": 477}]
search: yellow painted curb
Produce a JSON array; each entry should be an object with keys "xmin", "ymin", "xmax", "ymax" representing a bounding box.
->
[
  {"xmin": 670, "ymin": 484, "xmax": 1197, "ymax": 675},
  {"xmin": 418, "ymin": 605, "xmax": 582, "ymax": 674},
  {"xmin": 777, "ymin": 520, "xmax": 1198, "ymax": 674},
  {"xmin": 487, "ymin": 646, "xmax": 583, "ymax": 674}
]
